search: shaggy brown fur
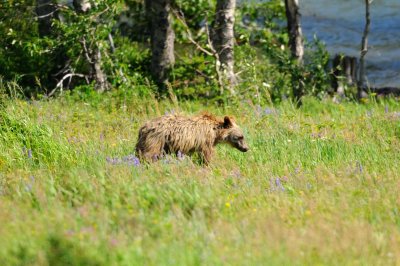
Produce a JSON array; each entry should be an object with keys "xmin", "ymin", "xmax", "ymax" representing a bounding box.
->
[{"xmin": 135, "ymin": 113, "xmax": 249, "ymax": 164}]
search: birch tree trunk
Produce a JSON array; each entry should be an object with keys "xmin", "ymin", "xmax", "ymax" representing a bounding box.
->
[
  {"xmin": 358, "ymin": 0, "xmax": 371, "ymax": 99},
  {"xmin": 213, "ymin": 0, "xmax": 237, "ymax": 92},
  {"xmin": 91, "ymin": 46, "xmax": 109, "ymax": 92},
  {"xmin": 284, "ymin": 0, "xmax": 304, "ymax": 63},
  {"xmin": 284, "ymin": 0, "xmax": 304, "ymax": 105},
  {"xmin": 74, "ymin": 0, "xmax": 109, "ymax": 92},
  {"xmin": 145, "ymin": 0, "xmax": 175, "ymax": 87}
]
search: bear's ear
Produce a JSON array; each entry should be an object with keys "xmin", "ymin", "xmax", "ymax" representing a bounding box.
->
[{"xmin": 223, "ymin": 116, "xmax": 233, "ymax": 128}]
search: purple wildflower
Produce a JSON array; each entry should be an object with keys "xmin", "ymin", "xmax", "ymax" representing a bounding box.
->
[
  {"xmin": 107, "ymin": 154, "xmax": 140, "ymax": 167},
  {"xmin": 165, "ymin": 109, "xmax": 175, "ymax": 115},
  {"xmin": 385, "ymin": 105, "xmax": 389, "ymax": 113},
  {"xmin": 27, "ymin": 149, "xmax": 32, "ymax": 159},
  {"xmin": 133, "ymin": 157, "xmax": 140, "ymax": 167},
  {"xmin": 294, "ymin": 167, "xmax": 300, "ymax": 175},
  {"xmin": 24, "ymin": 176, "xmax": 35, "ymax": 192},
  {"xmin": 109, "ymin": 238, "xmax": 119, "ymax": 247},
  {"xmin": 256, "ymin": 105, "xmax": 262, "ymax": 116},
  {"xmin": 68, "ymin": 136, "xmax": 81, "ymax": 144},
  {"xmin": 264, "ymin": 108, "xmax": 273, "ymax": 115},
  {"xmin": 22, "ymin": 146, "xmax": 31, "ymax": 158},
  {"xmin": 106, "ymin": 157, "xmax": 120, "ymax": 165},
  {"xmin": 122, "ymin": 154, "xmax": 135, "ymax": 162},
  {"xmin": 356, "ymin": 161, "xmax": 363, "ymax": 173},
  {"xmin": 231, "ymin": 170, "xmax": 242, "ymax": 179},
  {"xmin": 65, "ymin": 229, "xmax": 75, "ymax": 237},
  {"xmin": 275, "ymin": 177, "xmax": 285, "ymax": 191},
  {"xmin": 269, "ymin": 179, "xmax": 275, "ymax": 192},
  {"xmin": 177, "ymin": 151, "xmax": 184, "ymax": 160},
  {"xmin": 256, "ymin": 105, "xmax": 275, "ymax": 117}
]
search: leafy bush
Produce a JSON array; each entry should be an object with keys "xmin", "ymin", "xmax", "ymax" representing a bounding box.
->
[{"xmin": 0, "ymin": 107, "xmax": 75, "ymax": 170}]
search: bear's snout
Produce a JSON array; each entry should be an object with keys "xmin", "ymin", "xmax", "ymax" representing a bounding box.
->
[
  {"xmin": 239, "ymin": 145, "xmax": 249, "ymax": 152},
  {"xmin": 234, "ymin": 141, "xmax": 249, "ymax": 152}
]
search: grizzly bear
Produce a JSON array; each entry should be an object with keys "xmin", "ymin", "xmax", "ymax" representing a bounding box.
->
[{"xmin": 135, "ymin": 113, "xmax": 249, "ymax": 164}]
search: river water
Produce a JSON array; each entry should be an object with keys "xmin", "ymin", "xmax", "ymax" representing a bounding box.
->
[{"xmin": 301, "ymin": 0, "xmax": 400, "ymax": 87}]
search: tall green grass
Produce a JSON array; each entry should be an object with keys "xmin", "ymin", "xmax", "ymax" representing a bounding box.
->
[{"xmin": 0, "ymin": 94, "xmax": 399, "ymax": 265}]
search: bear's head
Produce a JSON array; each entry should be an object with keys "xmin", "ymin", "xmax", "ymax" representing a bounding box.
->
[{"xmin": 220, "ymin": 116, "xmax": 249, "ymax": 152}]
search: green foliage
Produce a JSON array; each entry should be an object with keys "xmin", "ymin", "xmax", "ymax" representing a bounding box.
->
[
  {"xmin": 0, "ymin": 0, "xmax": 129, "ymax": 95},
  {"xmin": 173, "ymin": 0, "xmax": 215, "ymax": 41},
  {"xmin": 0, "ymin": 0, "xmax": 52, "ymax": 94},
  {"xmin": 170, "ymin": 53, "xmax": 219, "ymax": 99},
  {"xmin": 51, "ymin": 0, "xmax": 126, "ymax": 89},
  {"xmin": 117, "ymin": 0, "xmax": 149, "ymax": 41},
  {"xmin": 235, "ymin": 1, "xmax": 331, "ymax": 103},
  {"xmin": 238, "ymin": 0, "xmax": 286, "ymax": 32},
  {"xmin": 168, "ymin": 0, "xmax": 332, "ymax": 103}
]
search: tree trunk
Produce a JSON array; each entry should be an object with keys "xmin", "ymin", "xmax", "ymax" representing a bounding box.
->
[
  {"xmin": 145, "ymin": 0, "xmax": 175, "ymax": 88},
  {"xmin": 284, "ymin": 0, "xmax": 304, "ymax": 106},
  {"xmin": 36, "ymin": 0, "xmax": 58, "ymax": 37},
  {"xmin": 91, "ymin": 47, "xmax": 109, "ymax": 92},
  {"xmin": 332, "ymin": 54, "xmax": 358, "ymax": 99},
  {"xmin": 358, "ymin": 0, "xmax": 371, "ymax": 99},
  {"xmin": 74, "ymin": 0, "xmax": 110, "ymax": 92},
  {"xmin": 284, "ymin": 0, "xmax": 304, "ymax": 63},
  {"xmin": 213, "ymin": 0, "xmax": 237, "ymax": 92}
]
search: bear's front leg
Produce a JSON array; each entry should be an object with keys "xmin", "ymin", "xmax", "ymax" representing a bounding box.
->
[{"xmin": 199, "ymin": 146, "xmax": 214, "ymax": 166}]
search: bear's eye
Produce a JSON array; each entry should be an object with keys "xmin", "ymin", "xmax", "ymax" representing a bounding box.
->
[{"xmin": 233, "ymin": 136, "xmax": 243, "ymax": 141}]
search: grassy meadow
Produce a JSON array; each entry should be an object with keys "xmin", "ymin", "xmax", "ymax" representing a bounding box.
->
[{"xmin": 0, "ymin": 92, "xmax": 399, "ymax": 265}]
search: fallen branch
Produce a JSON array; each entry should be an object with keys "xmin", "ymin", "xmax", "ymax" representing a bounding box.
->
[{"xmin": 48, "ymin": 73, "xmax": 86, "ymax": 97}]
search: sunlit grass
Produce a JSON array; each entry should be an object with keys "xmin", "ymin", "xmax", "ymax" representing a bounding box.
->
[{"xmin": 0, "ymin": 93, "xmax": 399, "ymax": 265}]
